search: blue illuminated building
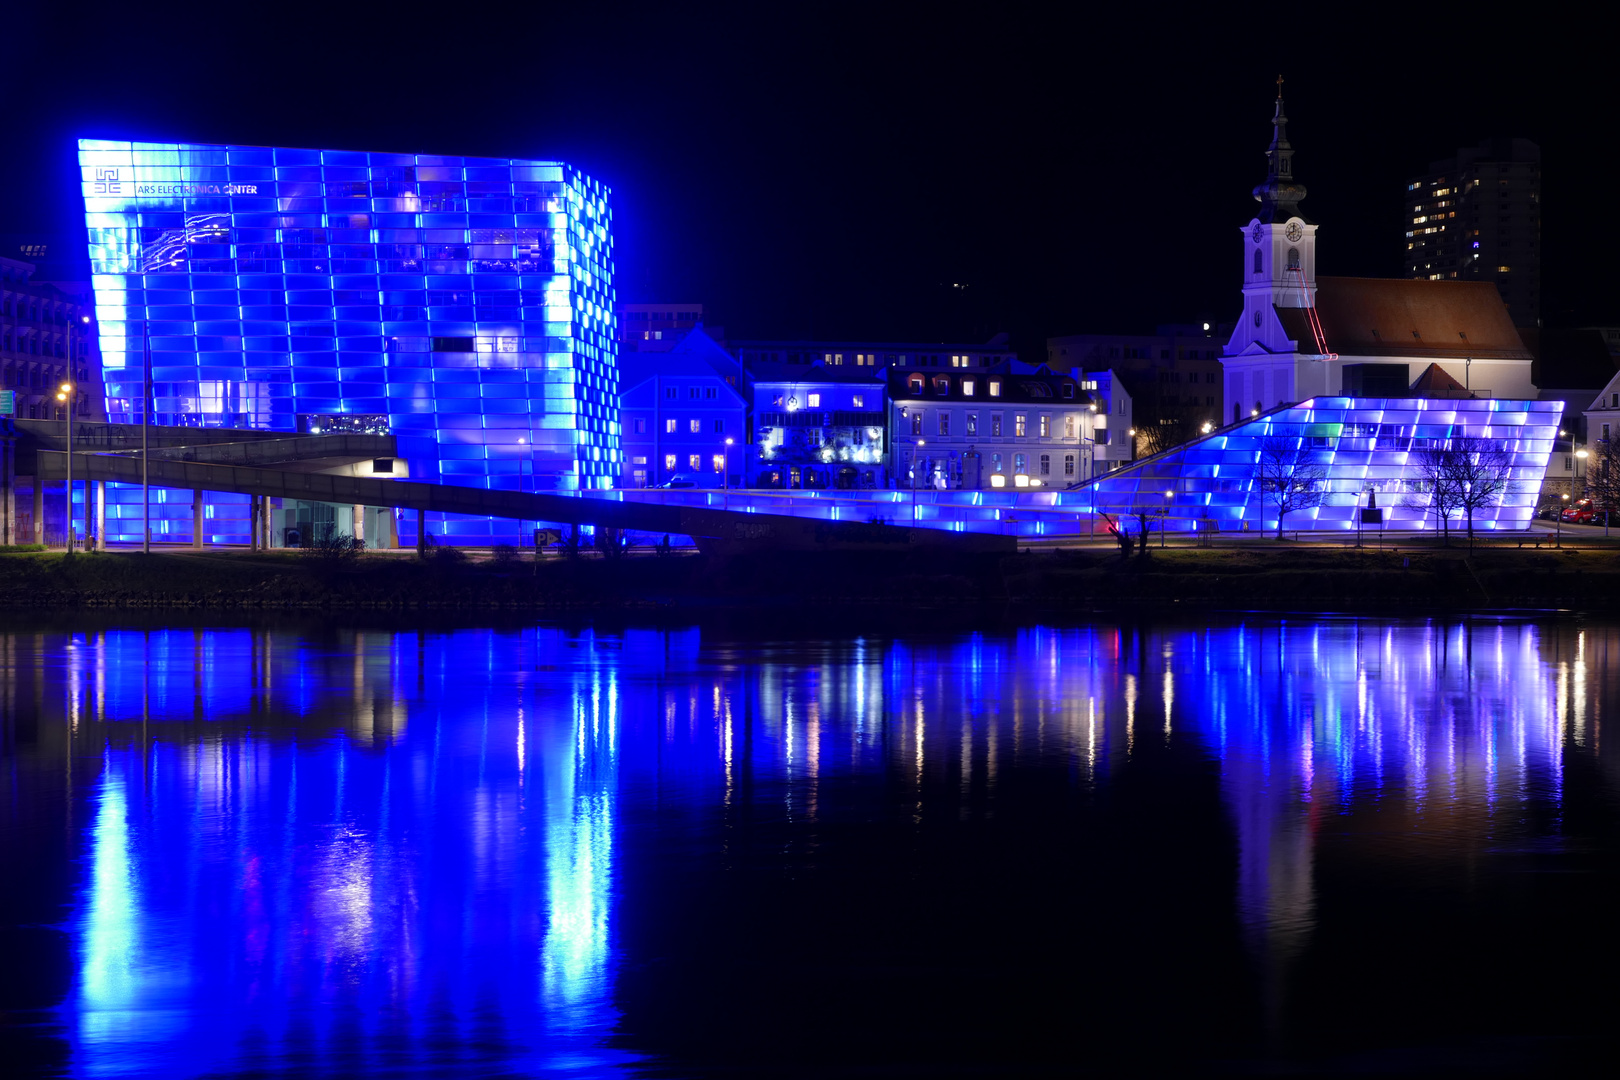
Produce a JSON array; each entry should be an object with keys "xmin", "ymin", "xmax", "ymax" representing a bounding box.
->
[
  {"xmin": 1087, "ymin": 397, "xmax": 1560, "ymax": 535},
  {"xmin": 78, "ymin": 140, "xmax": 617, "ymax": 544}
]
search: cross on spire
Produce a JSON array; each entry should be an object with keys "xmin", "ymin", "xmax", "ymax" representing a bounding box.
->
[{"xmin": 1276, "ymin": 73, "xmax": 1284, "ymax": 99}]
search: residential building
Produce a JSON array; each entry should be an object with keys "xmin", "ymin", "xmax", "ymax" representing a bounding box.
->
[
  {"xmin": 1404, "ymin": 139, "xmax": 1541, "ymax": 328},
  {"xmin": 1, "ymin": 256, "xmax": 102, "ymax": 421},
  {"xmin": 619, "ymin": 326, "xmax": 747, "ymax": 487},
  {"xmin": 734, "ymin": 335, "xmax": 1017, "ymax": 371},
  {"xmin": 618, "ymin": 303, "xmax": 706, "ymax": 353},
  {"xmin": 1223, "ymin": 93, "xmax": 1536, "ymax": 420},
  {"xmin": 886, "ymin": 361, "xmax": 1092, "ymax": 490},
  {"xmin": 1078, "ymin": 370, "xmax": 1134, "ymax": 472},
  {"xmin": 78, "ymin": 139, "xmax": 617, "ymax": 544},
  {"xmin": 1046, "ymin": 324, "xmax": 1224, "ymax": 453},
  {"xmin": 750, "ymin": 362, "xmax": 888, "ymax": 489}
]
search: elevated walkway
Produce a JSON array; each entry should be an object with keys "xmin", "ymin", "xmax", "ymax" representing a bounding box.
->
[{"xmin": 36, "ymin": 451, "xmax": 1012, "ymax": 554}]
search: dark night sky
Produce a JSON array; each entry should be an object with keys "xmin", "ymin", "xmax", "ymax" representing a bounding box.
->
[{"xmin": 5, "ymin": 2, "xmax": 1614, "ymax": 356}]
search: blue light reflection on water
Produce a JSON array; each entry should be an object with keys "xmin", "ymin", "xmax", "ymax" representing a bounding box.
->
[{"xmin": 5, "ymin": 618, "xmax": 1607, "ymax": 1073}]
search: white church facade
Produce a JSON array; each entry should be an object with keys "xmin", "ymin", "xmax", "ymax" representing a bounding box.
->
[{"xmin": 1221, "ymin": 87, "xmax": 1537, "ymax": 419}]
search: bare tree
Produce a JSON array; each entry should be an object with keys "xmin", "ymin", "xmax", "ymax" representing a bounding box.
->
[
  {"xmin": 1445, "ymin": 437, "xmax": 1516, "ymax": 549},
  {"xmin": 1256, "ymin": 437, "xmax": 1327, "ymax": 539},
  {"xmin": 1587, "ymin": 437, "xmax": 1620, "ymax": 536},
  {"xmin": 1407, "ymin": 445, "xmax": 1464, "ymax": 545}
]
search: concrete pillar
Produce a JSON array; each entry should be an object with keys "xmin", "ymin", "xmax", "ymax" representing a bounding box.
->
[
  {"xmin": 352, "ymin": 503, "xmax": 365, "ymax": 546},
  {"xmin": 248, "ymin": 496, "xmax": 258, "ymax": 552},
  {"xmin": 94, "ymin": 481, "xmax": 105, "ymax": 550},
  {"xmin": 33, "ymin": 479, "xmax": 43, "ymax": 545},
  {"xmin": 193, "ymin": 489, "xmax": 204, "ymax": 549},
  {"xmin": 416, "ymin": 508, "xmax": 425, "ymax": 555}
]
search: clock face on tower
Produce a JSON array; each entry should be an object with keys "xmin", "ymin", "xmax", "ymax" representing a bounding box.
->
[
  {"xmin": 1251, "ymin": 222, "xmax": 1264, "ymax": 243},
  {"xmin": 1285, "ymin": 220, "xmax": 1304, "ymax": 243}
]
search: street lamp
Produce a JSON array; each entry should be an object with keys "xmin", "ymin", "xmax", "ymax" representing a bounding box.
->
[
  {"xmin": 1576, "ymin": 448, "xmax": 1589, "ymax": 500},
  {"xmin": 913, "ymin": 438, "xmax": 926, "ymax": 523},
  {"xmin": 723, "ymin": 436, "xmax": 734, "ymax": 510},
  {"xmin": 1162, "ymin": 488, "xmax": 1172, "ymax": 548},
  {"xmin": 1559, "ymin": 492, "xmax": 1570, "ymax": 547},
  {"xmin": 56, "ymin": 381, "xmax": 74, "ymax": 551}
]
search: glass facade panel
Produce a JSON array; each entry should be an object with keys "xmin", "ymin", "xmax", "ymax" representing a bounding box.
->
[{"xmin": 80, "ymin": 139, "xmax": 617, "ymax": 543}]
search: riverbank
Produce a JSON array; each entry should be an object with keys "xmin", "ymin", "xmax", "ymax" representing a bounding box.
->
[{"xmin": 4, "ymin": 542, "xmax": 1620, "ymax": 612}]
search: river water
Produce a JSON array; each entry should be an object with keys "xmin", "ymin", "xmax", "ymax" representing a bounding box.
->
[{"xmin": 2, "ymin": 614, "xmax": 1617, "ymax": 1076}]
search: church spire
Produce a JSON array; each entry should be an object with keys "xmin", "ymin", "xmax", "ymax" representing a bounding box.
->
[{"xmin": 1252, "ymin": 75, "xmax": 1308, "ymax": 223}]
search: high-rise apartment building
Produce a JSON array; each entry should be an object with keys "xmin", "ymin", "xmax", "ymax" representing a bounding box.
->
[
  {"xmin": 78, "ymin": 140, "xmax": 619, "ymax": 527},
  {"xmin": 1404, "ymin": 139, "xmax": 1541, "ymax": 328}
]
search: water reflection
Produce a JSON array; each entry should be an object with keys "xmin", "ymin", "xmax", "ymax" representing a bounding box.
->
[{"xmin": 0, "ymin": 617, "xmax": 1610, "ymax": 1074}]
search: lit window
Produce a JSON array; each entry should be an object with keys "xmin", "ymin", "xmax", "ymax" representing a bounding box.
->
[
  {"xmin": 712, "ymin": 454, "xmax": 725, "ymax": 472},
  {"xmin": 689, "ymin": 419, "xmax": 702, "ymax": 433},
  {"xmin": 939, "ymin": 412, "xmax": 950, "ymax": 436},
  {"xmin": 664, "ymin": 454, "xmax": 677, "ymax": 472},
  {"xmin": 632, "ymin": 455, "xmax": 647, "ymax": 465},
  {"xmin": 665, "ymin": 418, "xmax": 677, "ymax": 433},
  {"xmin": 967, "ymin": 413, "xmax": 978, "ymax": 436},
  {"xmin": 911, "ymin": 412, "xmax": 923, "ymax": 435},
  {"xmin": 852, "ymin": 394, "xmax": 864, "ymax": 408},
  {"xmin": 1064, "ymin": 415, "xmax": 1076, "ymax": 438},
  {"xmin": 988, "ymin": 380, "xmax": 1001, "ymax": 397},
  {"xmin": 1039, "ymin": 415, "xmax": 1050, "ymax": 437},
  {"xmin": 689, "ymin": 454, "xmax": 701, "ymax": 471},
  {"xmin": 963, "ymin": 379, "xmax": 975, "ymax": 396},
  {"xmin": 991, "ymin": 414, "xmax": 1003, "ymax": 437},
  {"xmin": 1015, "ymin": 414, "xmax": 1027, "ymax": 437},
  {"xmin": 1014, "ymin": 452, "xmax": 1027, "ymax": 474},
  {"xmin": 808, "ymin": 393, "xmax": 821, "ymax": 407}
]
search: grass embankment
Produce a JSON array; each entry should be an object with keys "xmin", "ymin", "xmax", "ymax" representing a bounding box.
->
[{"xmin": 1, "ymin": 543, "xmax": 1617, "ymax": 611}]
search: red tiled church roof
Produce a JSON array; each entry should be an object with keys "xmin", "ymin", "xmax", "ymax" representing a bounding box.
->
[{"xmin": 1274, "ymin": 277, "xmax": 1531, "ymax": 360}]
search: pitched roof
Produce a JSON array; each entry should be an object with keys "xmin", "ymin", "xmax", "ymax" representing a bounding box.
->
[
  {"xmin": 1273, "ymin": 277, "xmax": 1531, "ymax": 360},
  {"xmin": 1409, "ymin": 362, "xmax": 1474, "ymax": 399},
  {"xmin": 619, "ymin": 325, "xmax": 746, "ymax": 396},
  {"xmin": 748, "ymin": 360, "xmax": 889, "ymax": 386}
]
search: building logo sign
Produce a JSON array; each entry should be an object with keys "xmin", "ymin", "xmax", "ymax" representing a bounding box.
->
[
  {"xmin": 137, "ymin": 181, "xmax": 260, "ymax": 196},
  {"xmin": 91, "ymin": 168, "xmax": 258, "ymax": 197}
]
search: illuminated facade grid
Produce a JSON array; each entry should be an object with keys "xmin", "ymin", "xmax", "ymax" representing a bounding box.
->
[
  {"xmin": 1087, "ymin": 396, "xmax": 1559, "ymax": 533},
  {"xmin": 78, "ymin": 140, "xmax": 617, "ymax": 543}
]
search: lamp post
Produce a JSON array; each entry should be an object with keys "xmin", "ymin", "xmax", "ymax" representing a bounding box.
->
[
  {"xmin": 56, "ymin": 381, "xmax": 74, "ymax": 551},
  {"xmin": 723, "ymin": 437, "xmax": 734, "ymax": 510},
  {"xmin": 913, "ymin": 438, "xmax": 925, "ymax": 523},
  {"xmin": 517, "ymin": 436, "xmax": 528, "ymax": 548},
  {"xmin": 1162, "ymin": 488, "xmax": 1172, "ymax": 548},
  {"xmin": 1577, "ymin": 447, "xmax": 1589, "ymax": 501},
  {"xmin": 1559, "ymin": 492, "xmax": 1569, "ymax": 547}
]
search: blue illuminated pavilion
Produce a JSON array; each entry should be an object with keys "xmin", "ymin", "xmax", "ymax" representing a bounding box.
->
[
  {"xmin": 78, "ymin": 140, "xmax": 617, "ymax": 544},
  {"xmin": 1086, "ymin": 396, "xmax": 1559, "ymax": 535}
]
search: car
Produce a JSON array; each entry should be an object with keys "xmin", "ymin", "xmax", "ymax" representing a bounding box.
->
[
  {"xmin": 658, "ymin": 473, "xmax": 720, "ymax": 489},
  {"xmin": 1561, "ymin": 498, "xmax": 1607, "ymax": 525}
]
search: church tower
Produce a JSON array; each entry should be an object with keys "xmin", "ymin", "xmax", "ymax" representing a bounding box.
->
[{"xmin": 1223, "ymin": 79, "xmax": 1323, "ymax": 419}]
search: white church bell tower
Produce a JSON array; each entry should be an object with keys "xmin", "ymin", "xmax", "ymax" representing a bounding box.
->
[{"xmin": 1224, "ymin": 78, "xmax": 1326, "ymax": 420}]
